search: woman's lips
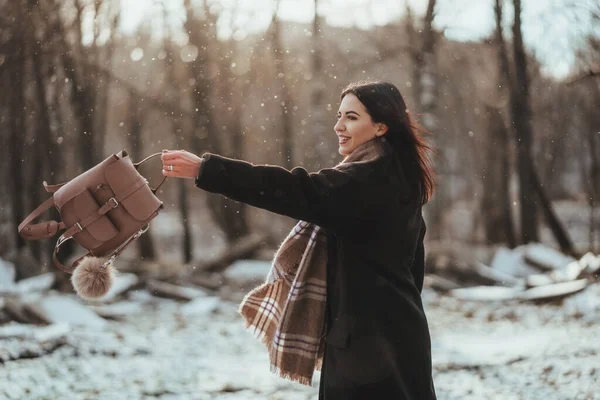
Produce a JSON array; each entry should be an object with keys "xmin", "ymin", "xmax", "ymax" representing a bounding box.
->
[{"xmin": 338, "ymin": 136, "xmax": 350, "ymax": 144}]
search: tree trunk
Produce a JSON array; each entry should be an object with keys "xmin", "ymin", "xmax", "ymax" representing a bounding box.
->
[
  {"xmin": 94, "ymin": 12, "xmax": 119, "ymax": 158},
  {"xmin": 271, "ymin": 1, "xmax": 295, "ymax": 169},
  {"xmin": 529, "ymin": 159, "xmax": 578, "ymax": 257},
  {"xmin": 126, "ymin": 91, "xmax": 157, "ymax": 261},
  {"xmin": 184, "ymin": 0, "xmax": 249, "ymax": 243},
  {"xmin": 215, "ymin": 37, "xmax": 250, "ymax": 240},
  {"xmin": 55, "ymin": 0, "xmax": 98, "ymax": 172},
  {"xmin": 511, "ymin": 0, "xmax": 538, "ymax": 243},
  {"xmin": 31, "ymin": 10, "xmax": 58, "ymax": 265},
  {"xmin": 481, "ymin": 105, "xmax": 516, "ymax": 246},
  {"xmin": 310, "ymin": 0, "xmax": 331, "ymax": 168},
  {"xmin": 408, "ymin": 0, "xmax": 442, "ymax": 239},
  {"xmin": 7, "ymin": 9, "xmax": 27, "ymax": 252},
  {"xmin": 161, "ymin": 35, "xmax": 194, "ymax": 264},
  {"xmin": 586, "ymin": 82, "xmax": 600, "ymax": 253},
  {"xmin": 45, "ymin": 0, "xmax": 76, "ymax": 264},
  {"xmin": 492, "ymin": 0, "xmax": 517, "ymax": 247},
  {"xmin": 161, "ymin": 5, "xmax": 195, "ymax": 263}
]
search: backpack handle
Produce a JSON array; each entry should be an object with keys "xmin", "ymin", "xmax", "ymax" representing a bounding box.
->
[{"xmin": 133, "ymin": 152, "xmax": 167, "ymax": 194}]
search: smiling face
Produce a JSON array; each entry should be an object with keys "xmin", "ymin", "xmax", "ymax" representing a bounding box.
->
[{"xmin": 335, "ymin": 93, "xmax": 388, "ymax": 156}]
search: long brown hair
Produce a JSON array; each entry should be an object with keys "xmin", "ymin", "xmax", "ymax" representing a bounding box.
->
[{"xmin": 341, "ymin": 80, "xmax": 436, "ymax": 205}]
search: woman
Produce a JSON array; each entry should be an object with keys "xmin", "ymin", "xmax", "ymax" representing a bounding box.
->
[{"xmin": 161, "ymin": 81, "xmax": 437, "ymax": 399}]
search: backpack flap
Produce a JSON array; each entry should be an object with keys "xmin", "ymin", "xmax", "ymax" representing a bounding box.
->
[{"xmin": 104, "ymin": 156, "xmax": 163, "ymax": 222}]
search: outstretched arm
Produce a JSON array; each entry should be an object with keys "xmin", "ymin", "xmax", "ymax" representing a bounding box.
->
[{"xmin": 161, "ymin": 149, "xmax": 382, "ymax": 231}]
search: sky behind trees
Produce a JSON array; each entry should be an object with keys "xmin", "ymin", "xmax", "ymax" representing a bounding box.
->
[{"xmin": 117, "ymin": 0, "xmax": 598, "ymax": 79}]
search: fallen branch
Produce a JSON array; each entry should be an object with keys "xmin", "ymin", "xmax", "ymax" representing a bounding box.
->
[
  {"xmin": 198, "ymin": 233, "xmax": 268, "ymax": 274},
  {"xmin": 147, "ymin": 279, "xmax": 208, "ymax": 301}
]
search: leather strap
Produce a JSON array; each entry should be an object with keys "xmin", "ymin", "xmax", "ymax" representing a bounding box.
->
[
  {"xmin": 53, "ymin": 237, "xmax": 77, "ymax": 274},
  {"xmin": 133, "ymin": 152, "xmax": 167, "ymax": 194},
  {"xmin": 99, "ymin": 224, "xmax": 149, "ymax": 268},
  {"xmin": 53, "ymin": 224, "xmax": 149, "ymax": 274},
  {"xmin": 18, "ymin": 197, "xmax": 65, "ymax": 240},
  {"xmin": 43, "ymin": 181, "xmax": 67, "ymax": 193}
]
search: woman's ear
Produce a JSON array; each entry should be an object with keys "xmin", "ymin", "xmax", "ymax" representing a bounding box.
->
[{"xmin": 375, "ymin": 123, "xmax": 388, "ymax": 137}]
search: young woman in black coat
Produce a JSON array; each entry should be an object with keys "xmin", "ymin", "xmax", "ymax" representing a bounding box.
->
[{"xmin": 161, "ymin": 81, "xmax": 437, "ymax": 399}]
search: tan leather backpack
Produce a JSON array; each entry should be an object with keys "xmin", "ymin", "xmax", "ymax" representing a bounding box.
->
[{"xmin": 18, "ymin": 150, "xmax": 166, "ymax": 274}]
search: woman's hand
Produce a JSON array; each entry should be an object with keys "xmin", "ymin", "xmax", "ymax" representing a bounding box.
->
[{"xmin": 161, "ymin": 150, "xmax": 203, "ymax": 179}]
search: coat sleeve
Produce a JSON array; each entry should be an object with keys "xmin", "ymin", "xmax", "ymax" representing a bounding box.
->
[{"xmin": 194, "ymin": 153, "xmax": 382, "ymax": 231}]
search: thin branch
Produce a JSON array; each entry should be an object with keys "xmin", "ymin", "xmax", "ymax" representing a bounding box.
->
[{"xmin": 566, "ymin": 67, "xmax": 600, "ymax": 85}]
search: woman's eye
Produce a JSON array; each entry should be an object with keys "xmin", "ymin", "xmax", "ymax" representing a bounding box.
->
[{"xmin": 348, "ymin": 116, "xmax": 357, "ymax": 120}]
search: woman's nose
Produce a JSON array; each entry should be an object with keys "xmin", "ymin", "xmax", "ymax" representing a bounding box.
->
[{"xmin": 334, "ymin": 119, "xmax": 345, "ymax": 132}]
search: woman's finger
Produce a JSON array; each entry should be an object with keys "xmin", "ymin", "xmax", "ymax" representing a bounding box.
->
[
  {"xmin": 161, "ymin": 151, "xmax": 180, "ymax": 162},
  {"xmin": 162, "ymin": 164, "xmax": 181, "ymax": 177}
]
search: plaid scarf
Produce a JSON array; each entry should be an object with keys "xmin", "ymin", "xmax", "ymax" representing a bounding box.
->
[{"xmin": 238, "ymin": 138, "xmax": 388, "ymax": 386}]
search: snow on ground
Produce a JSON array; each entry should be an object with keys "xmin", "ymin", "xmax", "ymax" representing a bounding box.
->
[{"xmin": 1, "ymin": 287, "xmax": 599, "ymax": 400}]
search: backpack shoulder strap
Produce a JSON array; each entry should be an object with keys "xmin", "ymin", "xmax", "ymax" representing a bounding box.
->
[
  {"xmin": 43, "ymin": 180, "xmax": 67, "ymax": 193},
  {"xmin": 18, "ymin": 197, "xmax": 65, "ymax": 240}
]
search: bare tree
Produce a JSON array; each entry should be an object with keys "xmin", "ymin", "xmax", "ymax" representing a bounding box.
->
[
  {"xmin": 184, "ymin": 0, "xmax": 251, "ymax": 243},
  {"xmin": 310, "ymin": 0, "xmax": 331, "ymax": 168},
  {"xmin": 481, "ymin": 103, "xmax": 516, "ymax": 246},
  {"xmin": 269, "ymin": 0, "xmax": 295, "ymax": 169},
  {"xmin": 510, "ymin": 0, "xmax": 539, "ymax": 243},
  {"xmin": 483, "ymin": 0, "xmax": 517, "ymax": 247},
  {"xmin": 94, "ymin": 5, "xmax": 120, "ymax": 157},
  {"xmin": 214, "ymin": 4, "xmax": 251, "ymax": 240},
  {"xmin": 55, "ymin": 0, "xmax": 117, "ymax": 171},
  {"xmin": 491, "ymin": 0, "xmax": 576, "ymax": 254},
  {"xmin": 6, "ymin": 1, "xmax": 27, "ymax": 255},
  {"xmin": 162, "ymin": 4, "xmax": 194, "ymax": 263},
  {"xmin": 580, "ymin": 78, "xmax": 600, "ymax": 253},
  {"xmin": 126, "ymin": 89, "xmax": 157, "ymax": 261},
  {"xmin": 406, "ymin": 0, "xmax": 443, "ymax": 239},
  {"xmin": 27, "ymin": 0, "xmax": 53, "ymax": 262},
  {"xmin": 586, "ymin": 102, "xmax": 599, "ymax": 253}
]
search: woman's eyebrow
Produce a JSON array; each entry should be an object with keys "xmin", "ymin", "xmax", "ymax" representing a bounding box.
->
[{"xmin": 337, "ymin": 110, "xmax": 360, "ymax": 116}]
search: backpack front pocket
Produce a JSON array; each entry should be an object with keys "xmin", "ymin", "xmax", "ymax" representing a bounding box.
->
[{"xmin": 60, "ymin": 188, "xmax": 119, "ymax": 250}]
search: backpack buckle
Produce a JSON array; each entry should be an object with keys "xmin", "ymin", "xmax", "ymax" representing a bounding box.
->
[{"xmin": 108, "ymin": 198, "xmax": 119, "ymax": 209}]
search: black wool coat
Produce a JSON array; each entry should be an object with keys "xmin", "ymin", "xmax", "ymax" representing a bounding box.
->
[{"xmin": 195, "ymin": 145, "xmax": 437, "ymax": 400}]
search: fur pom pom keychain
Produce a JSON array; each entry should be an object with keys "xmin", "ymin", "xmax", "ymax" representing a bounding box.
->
[{"xmin": 71, "ymin": 255, "xmax": 117, "ymax": 301}]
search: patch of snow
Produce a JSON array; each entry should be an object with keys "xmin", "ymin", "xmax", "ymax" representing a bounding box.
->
[
  {"xmin": 0, "ymin": 258, "xmax": 16, "ymax": 291},
  {"xmin": 449, "ymin": 286, "xmax": 522, "ymax": 301},
  {"xmin": 224, "ymin": 260, "xmax": 271, "ymax": 284},
  {"xmin": 90, "ymin": 301, "xmax": 144, "ymax": 319},
  {"xmin": 179, "ymin": 296, "xmax": 221, "ymax": 317},
  {"xmin": 491, "ymin": 247, "xmax": 539, "ymax": 277},
  {"xmin": 15, "ymin": 273, "xmax": 55, "ymax": 293},
  {"xmin": 33, "ymin": 296, "xmax": 107, "ymax": 329},
  {"xmin": 524, "ymin": 243, "xmax": 576, "ymax": 271}
]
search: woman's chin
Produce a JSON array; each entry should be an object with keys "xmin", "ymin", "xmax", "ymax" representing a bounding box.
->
[{"xmin": 338, "ymin": 143, "xmax": 351, "ymax": 156}]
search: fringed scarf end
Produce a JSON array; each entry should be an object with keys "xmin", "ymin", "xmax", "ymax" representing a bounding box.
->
[
  {"xmin": 239, "ymin": 317, "xmax": 269, "ymax": 345},
  {"xmin": 269, "ymin": 364, "xmax": 314, "ymax": 387}
]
